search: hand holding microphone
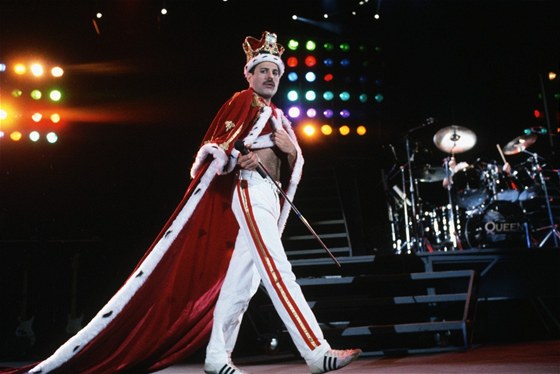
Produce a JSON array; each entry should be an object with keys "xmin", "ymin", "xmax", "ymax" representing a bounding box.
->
[{"xmin": 235, "ymin": 140, "xmax": 267, "ymax": 178}]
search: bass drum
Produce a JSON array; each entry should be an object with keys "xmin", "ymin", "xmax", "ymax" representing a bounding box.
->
[{"xmin": 464, "ymin": 201, "xmax": 526, "ymax": 249}]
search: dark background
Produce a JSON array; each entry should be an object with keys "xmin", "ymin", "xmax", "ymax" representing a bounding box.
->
[{"xmin": 0, "ymin": 0, "xmax": 559, "ymax": 356}]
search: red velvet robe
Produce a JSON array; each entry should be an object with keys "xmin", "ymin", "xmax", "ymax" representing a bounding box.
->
[{"xmin": 1, "ymin": 88, "xmax": 304, "ymax": 374}]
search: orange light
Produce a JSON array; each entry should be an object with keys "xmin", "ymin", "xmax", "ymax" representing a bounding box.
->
[
  {"xmin": 30, "ymin": 63, "xmax": 44, "ymax": 77},
  {"xmin": 357, "ymin": 125, "xmax": 367, "ymax": 136},
  {"xmin": 10, "ymin": 131, "xmax": 23, "ymax": 141},
  {"xmin": 50, "ymin": 113, "xmax": 61, "ymax": 123},
  {"xmin": 303, "ymin": 124, "xmax": 316, "ymax": 137},
  {"xmin": 14, "ymin": 64, "xmax": 26, "ymax": 75},
  {"xmin": 321, "ymin": 124, "xmax": 333, "ymax": 135},
  {"xmin": 339, "ymin": 125, "xmax": 350, "ymax": 136}
]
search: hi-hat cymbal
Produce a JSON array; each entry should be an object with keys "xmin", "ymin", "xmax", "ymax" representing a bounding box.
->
[
  {"xmin": 503, "ymin": 134, "xmax": 537, "ymax": 155},
  {"xmin": 433, "ymin": 125, "xmax": 477, "ymax": 154}
]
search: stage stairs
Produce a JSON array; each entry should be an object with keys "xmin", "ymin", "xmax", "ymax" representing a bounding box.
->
[{"xmin": 247, "ymin": 256, "xmax": 479, "ymax": 357}]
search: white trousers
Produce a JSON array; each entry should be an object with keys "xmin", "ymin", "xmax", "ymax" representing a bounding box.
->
[{"xmin": 205, "ymin": 170, "xmax": 330, "ymax": 365}]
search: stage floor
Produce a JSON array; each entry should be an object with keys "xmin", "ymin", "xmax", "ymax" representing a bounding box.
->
[{"xmin": 154, "ymin": 339, "xmax": 559, "ymax": 374}]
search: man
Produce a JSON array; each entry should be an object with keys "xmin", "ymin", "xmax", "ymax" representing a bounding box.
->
[
  {"xmin": 3, "ymin": 31, "xmax": 360, "ymax": 374},
  {"xmin": 202, "ymin": 31, "xmax": 361, "ymax": 374}
]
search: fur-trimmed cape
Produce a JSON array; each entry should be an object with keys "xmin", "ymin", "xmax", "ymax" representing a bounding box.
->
[{"xmin": 2, "ymin": 88, "xmax": 303, "ymax": 374}]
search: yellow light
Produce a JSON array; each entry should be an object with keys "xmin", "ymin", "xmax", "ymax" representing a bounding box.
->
[
  {"xmin": 31, "ymin": 89, "xmax": 42, "ymax": 100},
  {"xmin": 303, "ymin": 124, "xmax": 316, "ymax": 137},
  {"xmin": 339, "ymin": 125, "xmax": 350, "ymax": 136},
  {"xmin": 321, "ymin": 124, "xmax": 333, "ymax": 135},
  {"xmin": 11, "ymin": 131, "xmax": 23, "ymax": 141},
  {"xmin": 49, "ymin": 89, "xmax": 62, "ymax": 101},
  {"xmin": 30, "ymin": 63, "xmax": 44, "ymax": 77},
  {"xmin": 50, "ymin": 113, "xmax": 61, "ymax": 123},
  {"xmin": 549, "ymin": 71, "xmax": 557, "ymax": 80},
  {"xmin": 357, "ymin": 125, "xmax": 367, "ymax": 136},
  {"xmin": 14, "ymin": 64, "xmax": 26, "ymax": 75}
]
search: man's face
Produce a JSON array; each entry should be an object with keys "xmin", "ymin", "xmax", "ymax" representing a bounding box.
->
[{"xmin": 247, "ymin": 61, "xmax": 281, "ymax": 102}]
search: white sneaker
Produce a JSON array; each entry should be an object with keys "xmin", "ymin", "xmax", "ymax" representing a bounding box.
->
[
  {"xmin": 203, "ymin": 361, "xmax": 248, "ymax": 374},
  {"xmin": 308, "ymin": 348, "xmax": 362, "ymax": 373}
]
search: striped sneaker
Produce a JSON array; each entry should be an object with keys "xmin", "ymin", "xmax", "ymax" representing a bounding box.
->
[
  {"xmin": 309, "ymin": 348, "xmax": 362, "ymax": 373},
  {"xmin": 203, "ymin": 361, "xmax": 248, "ymax": 374}
]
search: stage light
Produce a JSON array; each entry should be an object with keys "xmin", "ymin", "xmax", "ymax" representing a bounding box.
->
[
  {"xmin": 323, "ymin": 42, "xmax": 334, "ymax": 51},
  {"xmin": 46, "ymin": 132, "xmax": 58, "ymax": 143},
  {"xmin": 49, "ymin": 89, "xmax": 62, "ymax": 102},
  {"xmin": 340, "ymin": 58, "xmax": 350, "ymax": 67},
  {"xmin": 287, "ymin": 90, "xmax": 299, "ymax": 101},
  {"xmin": 0, "ymin": 109, "xmax": 7, "ymax": 120},
  {"xmin": 340, "ymin": 109, "xmax": 351, "ymax": 118},
  {"xmin": 0, "ymin": 63, "xmax": 6, "ymax": 72},
  {"xmin": 339, "ymin": 126, "xmax": 350, "ymax": 136},
  {"xmin": 288, "ymin": 72, "xmax": 298, "ymax": 82},
  {"xmin": 96, "ymin": 12, "xmax": 103, "ymax": 19},
  {"xmin": 14, "ymin": 64, "xmax": 26, "ymax": 75},
  {"xmin": 32, "ymin": 112, "xmax": 43, "ymax": 122},
  {"xmin": 339, "ymin": 91, "xmax": 350, "ymax": 101},
  {"xmin": 321, "ymin": 124, "xmax": 333, "ymax": 135},
  {"xmin": 548, "ymin": 71, "xmax": 557, "ymax": 80},
  {"xmin": 323, "ymin": 91, "xmax": 334, "ymax": 101},
  {"xmin": 305, "ymin": 72, "xmax": 316, "ymax": 82},
  {"xmin": 533, "ymin": 109, "xmax": 541, "ymax": 118},
  {"xmin": 323, "ymin": 109, "xmax": 334, "ymax": 118},
  {"xmin": 305, "ymin": 40, "xmax": 317, "ymax": 51},
  {"xmin": 302, "ymin": 124, "xmax": 316, "ymax": 137},
  {"xmin": 161, "ymin": 7, "xmax": 168, "ymax": 15},
  {"xmin": 357, "ymin": 125, "xmax": 367, "ymax": 135},
  {"xmin": 30, "ymin": 63, "xmax": 44, "ymax": 77},
  {"xmin": 339, "ymin": 43, "xmax": 350, "ymax": 52},
  {"xmin": 50, "ymin": 113, "xmax": 61, "ymax": 123},
  {"xmin": 288, "ymin": 106, "xmax": 301, "ymax": 118},
  {"xmin": 287, "ymin": 57, "xmax": 298, "ymax": 68},
  {"xmin": 323, "ymin": 58, "xmax": 334, "ymax": 67},
  {"xmin": 304, "ymin": 56, "xmax": 317, "ymax": 67},
  {"xmin": 51, "ymin": 66, "xmax": 64, "ymax": 77},
  {"xmin": 306, "ymin": 108, "xmax": 317, "ymax": 118},
  {"xmin": 12, "ymin": 89, "xmax": 23, "ymax": 97},
  {"xmin": 31, "ymin": 90, "xmax": 42, "ymax": 100},
  {"xmin": 359, "ymin": 93, "xmax": 368, "ymax": 103},
  {"xmin": 374, "ymin": 93, "xmax": 384, "ymax": 102},
  {"xmin": 288, "ymin": 39, "xmax": 299, "ymax": 50},
  {"xmin": 10, "ymin": 131, "xmax": 23, "ymax": 141},
  {"xmin": 29, "ymin": 131, "xmax": 40, "ymax": 142},
  {"xmin": 305, "ymin": 90, "xmax": 317, "ymax": 101}
]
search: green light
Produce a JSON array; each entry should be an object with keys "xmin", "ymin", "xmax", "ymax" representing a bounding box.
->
[
  {"xmin": 31, "ymin": 89, "xmax": 42, "ymax": 100},
  {"xmin": 323, "ymin": 42, "xmax": 334, "ymax": 51},
  {"xmin": 12, "ymin": 89, "xmax": 23, "ymax": 98},
  {"xmin": 339, "ymin": 43, "xmax": 350, "ymax": 52},
  {"xmin": 305, "ymin": 40, "xmax": 316, "ymax": 51},
  {"xmin": 374, "ymin": 94, "xmax": 384, "ymax": 103},
  {"xmin": 288, "ymin": 39, "xmax": 299, "ymax": 51},
  {"xmin": 359, "ymin": 94, "xmax": 368, "ymax": 103}
]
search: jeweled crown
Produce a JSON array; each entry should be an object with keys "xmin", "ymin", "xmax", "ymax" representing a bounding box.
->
[{"xmin": 243, "ymin": 31, "xmax": 285, "ymax": 62}]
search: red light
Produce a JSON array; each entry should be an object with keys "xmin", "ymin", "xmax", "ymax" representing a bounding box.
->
[
  {"xmin": 324, "ymin": 73, "xmax": 334, "ymax": 82},
  {"xmin": 304, "ymin": 55, "xmax": 317, "ymax": 67},
  {"xmin": 287, "ymin": 57, "xmax": 298, "ymax": 68},
  {"xmin": 533, "ymin": 109, "xmax": 541, "ymax": 118}
]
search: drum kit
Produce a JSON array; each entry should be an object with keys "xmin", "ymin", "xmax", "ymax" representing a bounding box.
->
[{"xmin": 386, "ymin": 124, "xmax": 559, "ymax": 253}]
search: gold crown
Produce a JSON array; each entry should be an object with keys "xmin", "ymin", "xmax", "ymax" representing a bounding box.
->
[{"xmin": 243, "ymin": 31, "xmax": 285, "ymax": 62}]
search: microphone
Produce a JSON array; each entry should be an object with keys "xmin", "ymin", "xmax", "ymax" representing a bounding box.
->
[
  {"xmin": 523, "ymin": 126, "xmax": 547, "ymax": 135},
  {"xmin": 234, "ymin": 140, "xmax": 267, "ymax": 178},
  {"xmin": 407, "ymin": 117, "xmax": 436, "ymax": 134}
]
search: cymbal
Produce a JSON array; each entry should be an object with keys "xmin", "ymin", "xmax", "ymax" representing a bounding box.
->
[
  {"xmin": 503, "ymin": 134, "xmax": 537, "ymax": 155},
  {"xmin": 414, "ymin": 165, "xmax": 448, "ymax": 183},
  {"xmin": 433, "ymin": 125, "xmax": 477, "ymax": 154}
]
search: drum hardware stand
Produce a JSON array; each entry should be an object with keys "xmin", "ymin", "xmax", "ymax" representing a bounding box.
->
[
  {"xmin": 443, "ymin": 156, "xmax": 461, "ymax": 250},
  {"xmin": 523, "ymin": 150, "xmax": 560, "ymax": 247}
]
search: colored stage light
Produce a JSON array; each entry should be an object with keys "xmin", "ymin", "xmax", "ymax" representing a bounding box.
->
[
  {"xmin": 51, "ymin": 66, "xmax": 64, "ymax": 77},
  {"xmin": 339, "ymin": 126, "xmax": 350, "ymax": 136},
  {"xmin": 30, "ymin": 63, "xmax": 44, "ymax": 77},
  {"xmin": 306, "ymin": 108, "xmax": 317, "ymax": 118},
  {"xmin": 287, "ymin": 90, "xmax": 299, "ymax": 101},
  {"xmin": 287, "ymin": 57, "xmax": 298, "ymax": 68},
  {"xmin": 50, "ymin": 113, "xmax": 61, "ymax": 123},
  {"xmin": 10, "ymin": 131, "xmax": 23, "ymax": 141},
  {"xmin": 323, "ymin": 42, "xmax": 334, "ymax": 51},
  {"xmin": 339, "ymin": 43, "xmax": 350, "ymax": 52},
  {"xmin": 339, "ymin": 91, "xmax": 350, "ymax": 101},
  {"xmin": 12, "ymin": 89, "xmax": 23, "ymax": 97},
  {"xmin": 0, "ymin": 109, "xmax": 7, "ymax": 120},
  {"xmin": 305, "ymin": 72, "xmax": 316, "ymax": 82},
  {"xmin": 323, "ymin": 58, "xmax": 334, "ymax": 67},
  {"xmin": 32, "ymin": 112, "xmax": 43, "ymax": 122},
  {"xmin": 305, "ymin": 90, "xmax": 316, "ymax": 101},
  {"xmin": 288, "ymin": 39, "xmax": 299, "ymax": 51},
  {"xmin": 304, "ymin": 56, "xmax": 317, "ymax": 67},
  {"xmin": 14, "ymin": 64, "xmax": 26, "ymax": 75},
  {"xmin": 323, "ymin": 73, "xmax": 334, "ymax": 82},
  {"xmin": 31, "ymin": 89, "xmax": 42, "ymax": 100},
  {"xmin": 305, "ymin": 40, "xmax": 316, "ymax": 51},
  {"xmin": 340, "ymin": 109, "xmax": 351, "ymax": 118},
  {"xmin": 323, "ymin": 109, "xmax": 334, "ymax": 118},
  {"xmin": 302, "ymin": 124, "xmax": 316, "ymax": 137},
  {"xmin": 323, "ymin": 91, "xmax": 334, "ymax": 101},
  {"xmin": 29, "ymin": 131, "xmax": 41, "ymax": 142},
  {"xmin": 359, "ymin": 94, "xmax": 368, "ymax": 103},
  {"xmin": 357, "ymin": 125, "xmax": 367, "ymax": 136},
  {"xmin": 288, "ymin": 72, "xmax": 298, "ymax": 82},
  {"xmin": 375, "ymin": 94, "xmax": 384, "ymax": 102},
  {"xmin": 288, "ymin": 106, "xmax": 301, "ymax": 118},
  {"xmin": 49, "ymin": 89, "xmax": 62, "ymax": 102},
  {"xmin": 46, "ymin": 132, "xmax": 58, "ymax": 143},
  {"xmin": 321, "ymin": 124, "xmax": 333, "ymax": 135},
  {"xmin": 340, "ymin": 58, "xmax": 350, "ymax": 67}
]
